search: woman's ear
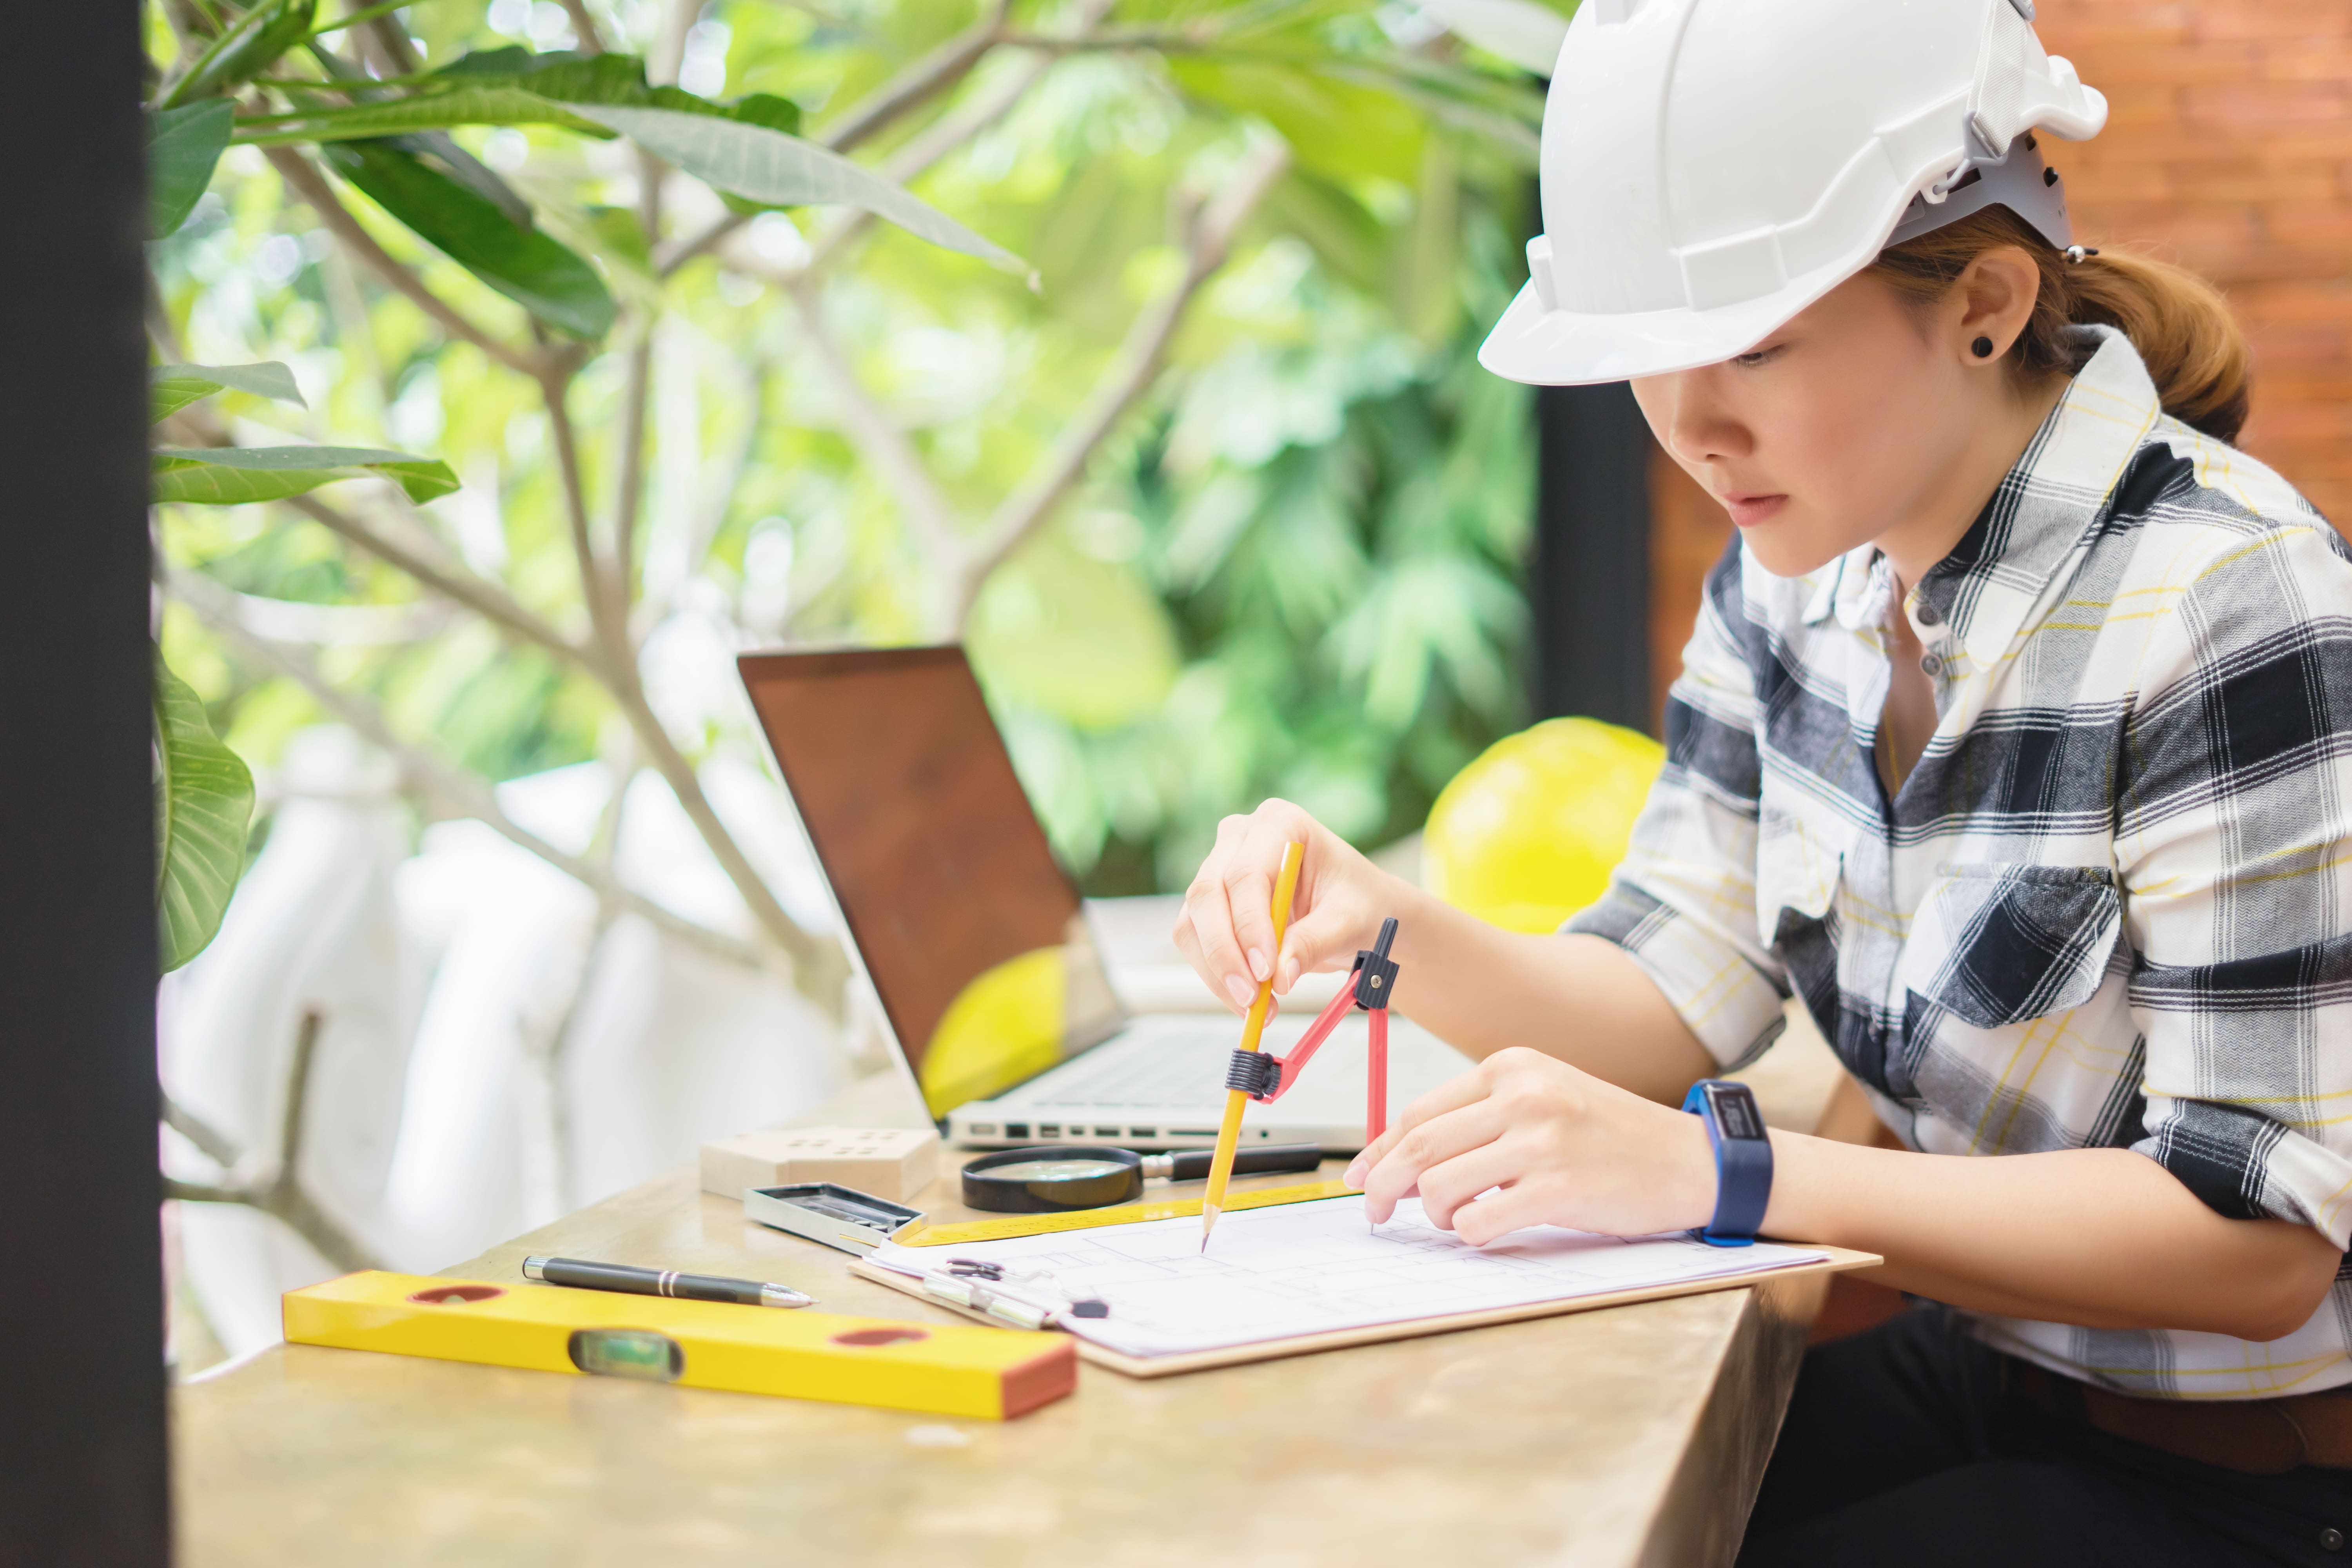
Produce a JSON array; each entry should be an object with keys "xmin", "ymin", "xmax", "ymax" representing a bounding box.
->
[{"xmin": 1952, "ymin": 245, "xmax": 2042, "ymax": 366}]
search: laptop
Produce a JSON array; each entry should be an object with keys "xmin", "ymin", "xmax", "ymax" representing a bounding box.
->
[{"xmin": 737, "ymin": 646, "xmax": 1470, "ymax": 1152}]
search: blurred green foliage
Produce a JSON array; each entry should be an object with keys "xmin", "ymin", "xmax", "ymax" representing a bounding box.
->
[{"xmin": 150, "ymin": 0, "xmax": 1544, "ymax": 899}]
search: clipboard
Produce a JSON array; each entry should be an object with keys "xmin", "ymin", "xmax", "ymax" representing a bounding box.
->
[{"xmin": 849, "ymin": 1242, "xmax": 1881, "ymax": 1379}]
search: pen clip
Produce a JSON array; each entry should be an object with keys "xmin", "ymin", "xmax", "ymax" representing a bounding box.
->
[{"xmin": 920, "ymin": 1270, "xmax": 1053, "ymax": 1330}]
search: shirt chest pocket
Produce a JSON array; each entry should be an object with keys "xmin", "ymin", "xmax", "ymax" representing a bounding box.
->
[
  {"xmin": 1898, "ymin": 863, "xmax": 2124, "ymax": 1030},
  {"xmin": 1755, "ymin": 809, "xmax": 1847, "ymax": 941}
]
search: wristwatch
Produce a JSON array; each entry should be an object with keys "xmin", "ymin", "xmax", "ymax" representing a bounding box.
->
[{"xmin": 1681, "ymin": 1078, "xmax": 1773, "ymax": 1247}]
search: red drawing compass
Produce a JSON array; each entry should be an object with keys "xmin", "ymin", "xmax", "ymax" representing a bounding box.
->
[{"xmin": 1223, "ymin": 917, "xmax": 1401, "ymax": 1144}]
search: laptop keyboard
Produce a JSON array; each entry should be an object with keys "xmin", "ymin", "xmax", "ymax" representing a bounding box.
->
[{"xmin": 1034, "ymin": 1031, "xmax": 1234, "ymax": 1106}]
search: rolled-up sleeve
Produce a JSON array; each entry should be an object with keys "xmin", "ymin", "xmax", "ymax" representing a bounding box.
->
[
  {"xmin": 1566, "ymin": 543, "xmax": 1791, "ymax": 1067},
  {"xmin": 2119, "ymin": 520, "xmax": 2352, "ymax": 1246}
]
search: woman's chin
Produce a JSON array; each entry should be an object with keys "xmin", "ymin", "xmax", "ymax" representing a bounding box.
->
[{"xmin": 1736, "ymin": 524, "xmax": 1848, "ymax": 581}]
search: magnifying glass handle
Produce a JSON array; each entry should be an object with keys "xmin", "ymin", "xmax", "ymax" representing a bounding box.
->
[{"xmin": 1163, "ymin": 1143, "xmax": 1325, "ymax": 1182}]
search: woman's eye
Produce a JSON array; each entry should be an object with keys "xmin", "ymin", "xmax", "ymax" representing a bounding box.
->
[{"xmin": 1732, "ymin": 345, "xmax": 1786, "ymax": 369}]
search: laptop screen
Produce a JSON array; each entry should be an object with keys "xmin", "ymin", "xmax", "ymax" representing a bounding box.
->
[{"xmin": 737, "ymin": 647, "xmax": 1123, "ymax": 1118}]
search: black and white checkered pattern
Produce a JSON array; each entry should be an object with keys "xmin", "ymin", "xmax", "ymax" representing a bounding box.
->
[{"xmin": 1570, "ymin": 327, "xmax": 2352, "ymax": 1398}]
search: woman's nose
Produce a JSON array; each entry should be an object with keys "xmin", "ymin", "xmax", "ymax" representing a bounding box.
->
[{"xmin": 1652, "ymin": 373, "xmax": 1753, "ymax": 466}]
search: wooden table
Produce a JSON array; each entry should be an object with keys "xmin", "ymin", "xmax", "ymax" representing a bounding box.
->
[{"xmin": 176, "ymin": 1063, "xmax": 1847, "ymax": 1568}]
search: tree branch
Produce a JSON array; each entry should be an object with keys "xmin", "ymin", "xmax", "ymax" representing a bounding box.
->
[
  {"xmin": 949, "ymin": 140, "xmax": 1290, "ymax": 628},
  {"xmin": 361, "ymin": 15, "xmax": 422, "ymax": 73},
  {"xmin": 611, "ymin": 0, "xmax": 681, "ymax": 628},
  {"xmin": 162, "ymin": 1011, "xmax": 383, "ymax": 1274},
  {"xmin": 600, "ymin": 650, "xmax": 848, "ymax": 1004},
  {"xmin": 158, "ymin": 397, "xmax": 592, "ymax": 672},
  {"xmin": 799, "ymin": 41, "xmax": 1062, "ymax": 280},
  {"xmin": 648, "ymin": 0, "xmax": 697, "ymax": 85},
  {"xmin": 641, "ymin": 347, "xmax": 765, "ymax": 628},
  {"xmin": 796, "ymin": 0, "xmax": 1116, "ymax": 281},
  {"xmin": 267, "ymin": 146, "xmax": 546, "ymax": 379},
  {"xmin": 537, "ymin": 359, "xmax": 845, "ymax": 1009},
  {"xmin": 556, "ymin": 0, "xmax": 607, "ymax": 54},
  {"xmin": 821, "ymin": 0, "xmax": 1011, "ymax": 154},
  {"xmin": 789, "ymin": 285, "xmax": 963, "ymax": 566},
  {"xmin": 539, "ymin": 365, "xmax": 626, "ymax": 666},
  {"xmin": 995, "ymin": 25, "xmax": 1219, "ymax": 52},
  {"xmin": 608, "ymin": 328, "xmax": 655, "ymax": 629},
  {"xmin": 162, "ymin": 1093, "xmax": 243, "ymax": 1171},
  {"xmin": 653, "ymin": 0, "xmax": 1011, "ymax": 278},
  {"xmin": 287, "ymin": 493, "xmax": 595, "ymax": 671},
  {"xmin": 165, "ymin": 565, "xmax": 770, "ymax": 973}
]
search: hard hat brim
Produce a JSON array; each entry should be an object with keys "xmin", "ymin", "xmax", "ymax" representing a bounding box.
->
[{"xmin": 1476, "ymin": 263, "xmax": 1855, "ymax": 388}]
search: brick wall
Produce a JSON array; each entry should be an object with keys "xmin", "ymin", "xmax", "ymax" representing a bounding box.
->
[
  {"xmin": 2037, "ymin": 0, "xmax": 2352, "ymax": 524},
  {"xmin": 1644, "ymin": 0, "xmax": 2352, "ymax": 727}
]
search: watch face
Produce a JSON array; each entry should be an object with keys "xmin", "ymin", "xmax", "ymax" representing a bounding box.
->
[{"xmin": 1706, "ymin": 1083, "xmax": 1765, "ymax": 1141}]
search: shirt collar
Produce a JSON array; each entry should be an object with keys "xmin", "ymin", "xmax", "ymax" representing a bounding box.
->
[{"xmin": 1913, "ymin": 325, "xmax": 2162, "ymax": 672}]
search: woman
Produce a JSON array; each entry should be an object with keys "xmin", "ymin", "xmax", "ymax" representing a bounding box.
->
[{"xmin": 1173, "ymin": 3, "xmax": 2352, "ymax": 1563}]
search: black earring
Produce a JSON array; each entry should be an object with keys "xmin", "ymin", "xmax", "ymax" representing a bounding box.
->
[{"xmin": 1971, "ymin": 335, "xmax": 1996, "ymax": 359}]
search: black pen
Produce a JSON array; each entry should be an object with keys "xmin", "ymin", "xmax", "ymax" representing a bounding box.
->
[{"xmin": 523, "ymin": 1254, "xmax": 815, "ymax": 1308}]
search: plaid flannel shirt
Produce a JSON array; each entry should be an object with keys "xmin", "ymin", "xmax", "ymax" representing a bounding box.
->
[{"xmin": 1570, "ymin": 327, "xmax": 2352, "ymax": 1398}]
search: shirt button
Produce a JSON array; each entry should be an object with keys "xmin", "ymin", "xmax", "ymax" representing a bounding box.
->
[
  {"xmin": 1915, "ymin": 602, "xmax": 1943, "ymax": 627},
  {"xmin": 1920, "ymin": 653, "xmax": 1945, "ymax": 678},
  {"xmin": 2324, "ymin": 1527, "xmax": 2345, "ymax": 1551}
]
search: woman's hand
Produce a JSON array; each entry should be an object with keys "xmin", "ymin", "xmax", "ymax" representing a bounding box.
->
[
  {"xmin": 1342, "ymin": 1047, "xmax": 1719, "ymax": 1244},
  {"xmin": 1172, "ymin": 799, "xmax": 1412, "ymax": 1015}
]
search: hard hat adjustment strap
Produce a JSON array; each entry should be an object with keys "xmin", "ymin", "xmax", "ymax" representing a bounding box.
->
[
  {"xmin": 1929, "ymin": 112, "xmax": 2013, "ymax": 203},
  {"xmin": 1893, "ymin": 126, "xmax": 2074, "ymax": 252}
]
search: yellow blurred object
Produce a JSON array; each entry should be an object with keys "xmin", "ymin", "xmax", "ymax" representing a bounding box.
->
[
  {"xmin": 283, "ymin": 1271, "xmax": 1075, "ymax": 1419},
  {"xmin": 918, "ymin": 947, "xmax": 1067, "ymax": 1119},
  {"xmin": 1423, "ymin": 717, "xmax": 1666, "ymax": 933}
]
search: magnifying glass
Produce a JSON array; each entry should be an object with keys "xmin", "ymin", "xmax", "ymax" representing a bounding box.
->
[{"xmin": 961, "ymin": 1143, "xmax": 1326, "ymax": 1214}]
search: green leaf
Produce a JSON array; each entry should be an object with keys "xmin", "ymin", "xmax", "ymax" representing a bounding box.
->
[
  {"xmin": 395, "ymin": 130, "xmax": 535, "ymax": 229},
  {"xmin": 162, "ymin": 0, "xmax": 321, "ymax": 108},
  {"xmin": 152, "ymin": 445, "xmax": 461, "ymax": 504},
  {"xmin": 151, "ymin": 361, "xmax": 306, "ymax": 425},
  {"xmin": 154, "ymin": 649, "xmax": 254, "ymax": 973},
  {"xmin": 148, "ymin": 100, "xmax": 235, "ymax": 238},
  {"xmin": 230, "ymin": 52, "xmax": 797, "ymax": 148},
  {"xmin": 566, "ymin": 103, "xmax": 1031, "ymax": 277},
  {"xmin": 323, "ymin": 140, "xmax": 617, "ymax": 338},
  {"xmin": 720, "ymin": 92, "xmax": 801, "ymax": 136},
  {"xmin": 715, "ymin": 93, "xmax": 813, "ymax": 216},
  {"xmin": 435, "ymin": 46, "xmax": 648, "ymax": 101},
  {"xmin": 235, "ymin": 84, "xmax": 611, "ymax": 145}
]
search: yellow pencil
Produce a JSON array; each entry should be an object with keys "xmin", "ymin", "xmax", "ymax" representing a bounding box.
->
[{"xmin": 1201, "ymin": 839, "xmax": 1305, "ymax": 1251}]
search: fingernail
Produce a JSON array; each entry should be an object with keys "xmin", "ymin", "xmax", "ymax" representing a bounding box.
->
[
  {"xmin": 1224, "ymin": 973, "xmax": 1254, "ymax": 1008},
  {"xmin": 1246, "ymin": 948, "xmax": 1269, "ymax": 982},
  {"xmin": 1343, "ymin": 1158, "xmax": 1367, "ymax": 1189}
]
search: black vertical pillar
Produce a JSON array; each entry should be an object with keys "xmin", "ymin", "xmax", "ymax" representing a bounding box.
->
[
  {"xmin": 1532, "ymin": 382, "xmax": 1653, "ymax": 732},
  {"xmin": 0, "ymin": 4, "xmax": 171, "ymax": 1564}
]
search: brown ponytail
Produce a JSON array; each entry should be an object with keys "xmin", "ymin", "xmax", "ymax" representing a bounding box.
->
[{"xmin": 1866, "ymin": 205, "xmax": 2252, "ymax": 444}]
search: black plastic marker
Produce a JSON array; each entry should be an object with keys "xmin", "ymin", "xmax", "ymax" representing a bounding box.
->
[{"xmin": 522, "ymin": 1254, "xmax": 815, "ymax": 1308}]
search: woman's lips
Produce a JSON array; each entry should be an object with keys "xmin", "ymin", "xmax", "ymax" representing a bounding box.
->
[{"xmin": 1722, "ymin": 492, "xmax": 1788, "ymax": 528}]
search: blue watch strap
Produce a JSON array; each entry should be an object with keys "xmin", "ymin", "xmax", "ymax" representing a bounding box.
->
[{"xmin": 1681, "ymin": 1079, "xmax": 1773, "ymax": 1247}]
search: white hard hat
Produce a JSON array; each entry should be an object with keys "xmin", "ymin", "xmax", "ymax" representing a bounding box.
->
[{"xmin": 1479, "ymin": 0, "xmax": 2108, "ymax": 386}]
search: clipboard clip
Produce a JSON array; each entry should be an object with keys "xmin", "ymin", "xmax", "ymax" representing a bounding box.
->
[{"xmin": 1224, "ymin": 916, "xmax": 1399, "ymax": 1142}]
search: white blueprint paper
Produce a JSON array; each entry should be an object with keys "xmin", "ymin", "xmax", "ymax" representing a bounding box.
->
[{"xmin": 869, "ymin": 1194, "xmax": 1826, "ymax": 1359}]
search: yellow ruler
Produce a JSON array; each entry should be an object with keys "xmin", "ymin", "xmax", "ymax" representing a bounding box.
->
[{"xmin": 893, "ymin": 1180, "xmax": 1354, "ymax": 1247}]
